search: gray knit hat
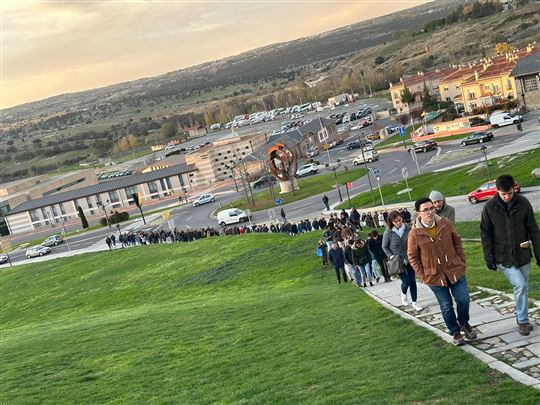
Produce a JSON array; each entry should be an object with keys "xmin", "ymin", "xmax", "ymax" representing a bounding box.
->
[{"xmin": 429, "ymin": 190, "xmax": 444, "ymax": 202}]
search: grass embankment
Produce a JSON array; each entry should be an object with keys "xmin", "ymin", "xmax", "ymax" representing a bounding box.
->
[
  {"xmin": 1, "ymin": 233, "xmax": 539, "ymax": 403},
  {"xmin": 338, "ymin": 148, "xmax": 540, "ymax": 209},
  {"xmin": 219, "ymin": 167, "xmax": 367, "ymax": 212}
]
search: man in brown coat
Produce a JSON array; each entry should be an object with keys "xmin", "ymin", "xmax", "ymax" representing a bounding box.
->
[{"xmin": 408, "ymin": 197, "xmax": 476, "ymax": 346}]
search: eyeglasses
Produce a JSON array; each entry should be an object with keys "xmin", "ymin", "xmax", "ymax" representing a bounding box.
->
[{"xmin": 419, "ymin": 207, "xmax": 436, "ymax": 213}]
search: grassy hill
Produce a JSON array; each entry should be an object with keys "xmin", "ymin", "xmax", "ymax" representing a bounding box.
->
[{"xmin": 1, "ymin": 233, "xmax": 539, "ymax": 403}]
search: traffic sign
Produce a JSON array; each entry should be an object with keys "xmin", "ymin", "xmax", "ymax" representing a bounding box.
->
[
  {"xmin": 275, "ymin": 198, "xmax": 283, "ymax": 206},
  {"xmin": 401, "ymin": 167, "xmax": 409, "ymax": 179},
  {"xmin": 399, "ymin": 127, "xmax": 406, "ymax": 137},
  {"xmin": 346, "ymin": 182, "xmax": 353, "ymax": 190}
]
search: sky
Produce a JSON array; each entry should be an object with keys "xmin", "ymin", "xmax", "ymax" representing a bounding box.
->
[{"xmin": 1, "ymin": 1, "xmax": 429, "ymax": 109}]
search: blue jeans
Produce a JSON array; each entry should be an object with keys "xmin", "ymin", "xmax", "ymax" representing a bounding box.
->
[
  {"xmin": 498, "ymin": 263, "xmax": 530, "ymax": 324},
  {"xmin": 399, "ymin": 263, "xmax": 418, "ymax": 302},
  {"xmin": 355, "ymin": 264, "xmax": 372, "ymax": 285},
  {"xmin": 429, "ymin": 275, "xmax": 470, "ymax": 335}
]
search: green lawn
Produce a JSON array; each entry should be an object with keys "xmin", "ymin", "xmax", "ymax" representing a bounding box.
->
[
  {"xmin": 338, "ymin": 148, "xmax": 540, "ymax": 209},
  {"xmin": 219, "ymin": 167, "xmax": 367, "ymax": 212},
  {"xmin": 1, "ymin": 233, "xmax": 539, "ymax": 403}
]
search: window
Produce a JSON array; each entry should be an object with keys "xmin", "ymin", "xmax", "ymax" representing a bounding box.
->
[
  {"xmin": 86, "ymin": 196, "xmax": 94, "ymax": 208},
  {"xmin": 468, "ymin": 92, "xmax": 475, "ymax": 99},
  {"xmin": 445, "ymin": 97, "xmax": 451, "ymax": 101},
  {"xmin": 318, "ymin": 128, "xmax": 329, "ymax": 142},
  {"xmin": 493, "ymin": 84, "xmax": 500, "ymax": 93},
  {"xmin": 524, "ymin": 77, "xmax": 539, "ymax": 92},
  {"xmin": 147, "ymin": 182, "xmax": 158, "ymax": 194},
  {"xmin": 125, "ymin": 186, "xmax": 137, "ymax": 197},
  {"xmin": 29, "ymin": 210, "xmax": 40, "ymax": 222},
  {"xmin": 51, "ymin": 205, "xmax": 59, "ymax": 217},
  {"xmin": 59, "ymin": 203, "xmax": 66, "ymax": 215},
  {"xmin": 109, "ymin": 190, "xmax": 119, "ymax": 203},
  {"xmin": 443, "ymin": 87, "xmax": 449, "ymax": 91}
]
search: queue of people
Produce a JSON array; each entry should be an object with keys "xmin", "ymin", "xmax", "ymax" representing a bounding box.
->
[{"xmin": 105, "ymin": 174, "xmax": 539, "ymax": 346}]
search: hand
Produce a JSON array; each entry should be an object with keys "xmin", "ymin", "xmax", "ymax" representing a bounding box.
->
[
  {"xmin": 389, "ymin": 255, "xmax": 395, "ymax": 260},
  {"xmin": 487, "ymin": 262, "xmax": 497, "ymax": 271}
]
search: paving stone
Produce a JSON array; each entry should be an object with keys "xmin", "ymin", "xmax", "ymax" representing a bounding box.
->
[
  {"xmin": 528, "ymin": 344, "xmax": 540, "ymax": 357},
  {"xmin": 513, "ymin": 357, "xmax": 540, "ymax": 370},
  {"xmin": 487, "ymin": 340, "xmax": 530, "ymax": 355}
]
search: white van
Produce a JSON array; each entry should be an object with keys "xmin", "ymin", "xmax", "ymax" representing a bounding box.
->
[
  {"xmin": 217, "ymin": 208, "xmax": 250, "ymax": 226},
  {"xmin": 489, "ymin": 112, "xmax": 522, "ymax": 128},
  {"xmin": 353, "ymin": 150, "xmax": 379, "ymax": 165}
]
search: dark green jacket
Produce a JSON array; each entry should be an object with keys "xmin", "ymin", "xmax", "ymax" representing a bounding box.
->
[
  {"xmin": 352, "ymin": 243, "xmax": 371, "ymax": 266},
  {"xmin": 480, "ymin": 193, "xmax": 540, "ymax": 267}
]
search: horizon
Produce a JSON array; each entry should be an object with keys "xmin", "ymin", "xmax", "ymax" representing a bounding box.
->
[{"xmin": 1, "ymin": 0, "xmax": 430, "ymax": 110}]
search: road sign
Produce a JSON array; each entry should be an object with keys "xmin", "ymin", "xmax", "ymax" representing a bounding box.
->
[
  {"xmin": 399, "ymin": 127, "xmax": 406, "ymax": 137},
  {"xmin": 275, "ymin": 198, "xmax": 283, "ymax": 206},
  {"xmin": 162, "ymin": 210, "xmax": 171, "ymax": 220},
  {"xmin": 346, "ymin": 182, "xmax": 353, "ymax": 190},
  {"xmin": 401, "ymin": 167, "xmax": 409, "ymax": 179}
]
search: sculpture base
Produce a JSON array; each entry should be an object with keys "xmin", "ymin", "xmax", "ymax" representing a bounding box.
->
[{"xmin": 279, "ymin": 179, "xmax": 299, "ymax": 194}]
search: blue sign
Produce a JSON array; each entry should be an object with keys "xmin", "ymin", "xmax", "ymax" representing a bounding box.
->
[
  {"xmin": 399, "ymin": 127, "xmax": 406, "ymax": 137},
  {"xmin": 275, "ymin": 198, "xmax": 283, "ymax": 206}
]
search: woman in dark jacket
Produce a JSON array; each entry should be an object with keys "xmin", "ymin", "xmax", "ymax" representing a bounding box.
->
[
  {"xmin": 352, "ymin": 239, "xmax": 373, "ymax": 287},
  {"xmin": 382, "ymin": 210, "xmax": 422, "ymax": 311},
  {"xmin": 368, "ymin": 230, "xmax": 391, "ymax": 282}
]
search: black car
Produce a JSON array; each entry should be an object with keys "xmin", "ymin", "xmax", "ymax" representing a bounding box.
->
[
  {"xmin": 409, "ymin": 140, "xmax": 437, "ymax": 153},
  {"xmin": 252, "ymin": 174, "xmax": 277, "ymax": 189},
  {"xmin": 469, "ymin": 117, "xmax": 488, "ymax": 127},
  {"xmin": 461, "ymin": 131, "xmax": 494, "ymax": 146}
]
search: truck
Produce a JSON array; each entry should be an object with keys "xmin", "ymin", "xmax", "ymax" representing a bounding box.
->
[{"xmin": 489, "ymin": 111, "xmax": 522, "ymax": 128}]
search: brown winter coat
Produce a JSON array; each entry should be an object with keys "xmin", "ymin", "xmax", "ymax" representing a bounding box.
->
[{"xmin": 408, "ymin": 215, "xmax": 466, "ymax": 287}]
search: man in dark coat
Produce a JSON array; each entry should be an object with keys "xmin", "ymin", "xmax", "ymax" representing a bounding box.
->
[
  {"xmin": 328, "ymin": 242, "xmax": 347, "ymax": 284},
  {"xmin": 322, "ymin": 195, "xmax": 330, "ymax": 211},
  {"xmin": 480, "ymin": 174, "xmax": 540, "ymax": 336}
]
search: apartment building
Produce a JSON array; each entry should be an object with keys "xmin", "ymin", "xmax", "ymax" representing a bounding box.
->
[{"xmin": 184, "ymin": 133, "xmax": 268, "ymax": 186}]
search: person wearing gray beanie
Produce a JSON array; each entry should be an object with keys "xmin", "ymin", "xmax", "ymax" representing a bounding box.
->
[{"xmin": 429, "ymin": 190, "xmax": 455, "ymax": 223}]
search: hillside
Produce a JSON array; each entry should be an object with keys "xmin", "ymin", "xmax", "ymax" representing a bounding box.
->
[{"xmin": 1, "ymin": 233, "xmax": 539, "ymax": 403}]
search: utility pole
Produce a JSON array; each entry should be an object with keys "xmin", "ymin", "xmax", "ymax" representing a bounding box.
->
[{"xmin": 356, "ymin": 131, "xmax": 376, "ymax": 205}]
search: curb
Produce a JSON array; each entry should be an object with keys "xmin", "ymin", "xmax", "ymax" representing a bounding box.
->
[{"xmin": 361, "ymin": 286, "xmax": 540, "ymax": 389}]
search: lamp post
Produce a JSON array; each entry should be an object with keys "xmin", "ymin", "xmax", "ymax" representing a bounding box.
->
[
  {"xmin": 357, "ymin": 131, "xmax": 376, "ymax": 205},
  {"xmin": 326, "ymin": 160, "xmax": 343, "ymax": 202},
  {"xmin": 480, "ymin": 145, "xmax": 491, "ymax": 181}
]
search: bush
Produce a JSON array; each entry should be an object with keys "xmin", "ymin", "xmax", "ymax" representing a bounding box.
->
[{"xmin": 99, "ymin": 211, "xmax": 130, "ymax": 227}]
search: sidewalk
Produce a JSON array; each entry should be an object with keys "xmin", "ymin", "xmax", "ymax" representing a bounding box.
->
[{"xmin": 362, "ymin": 280, "xmax": 540, "ymax": 389}]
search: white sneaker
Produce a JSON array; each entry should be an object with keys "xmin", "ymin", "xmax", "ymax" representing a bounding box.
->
[
  {"xmin": 412, "ymin": 301, "xmax": 423, "ymax": 311},
  {"xmin": 401, "ymin": 293, "xmax": 409, "ymax": 306}
]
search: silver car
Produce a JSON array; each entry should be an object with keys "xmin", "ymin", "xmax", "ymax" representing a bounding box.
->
[{"xmin": 26, "ymin": 246, "xmax": 52, "ymax": 258}]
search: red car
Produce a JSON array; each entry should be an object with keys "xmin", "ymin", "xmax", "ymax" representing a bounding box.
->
[{"xmin": 467, "ymin": 180, "xmax": 521, "ymax": 204}]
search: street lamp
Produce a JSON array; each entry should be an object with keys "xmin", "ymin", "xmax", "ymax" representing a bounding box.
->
[
  {"xmin": 357, "ymin": 131, "xmax": 376, "ymax": 205},
  {"xmin": 326, "ymin": 160, "xmax": 343, "ymax": 202},
  {"xmin": 480, "ymin": 145, "xmax": 491, "ymax": 181}
]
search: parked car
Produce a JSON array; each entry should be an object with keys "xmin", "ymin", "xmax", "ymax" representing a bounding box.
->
[
  {"xmin": 296, "ymin": 163, "xmax": 319, "ymax": 177},
  {"xmin": 468, "ymin": 117, "xmax": 488, "ymax": 127},
  {"xmin": 26, "ymin": 246, "xmax": 52, "ymax": 259},
  {"xmin": 306, "ymin": 147, "xmax": 320, "ymax": 158},
  {"xmin": 365, "ymin": 133, "xmax": 381, "ymax": 141},
  {"xmin": 467, "ymin": 180, "xmax": 521, "ymax": 204},
  {"xmin": 41, "ymin": 234, "xmax": 64, "ymax": 247},
  {"xmin": 353, "ymin": 150, "xmax": 379, "ymax": 165},
  {"xmin": 385, "ymin": 124, "xmax": 399, "ymax": 134},
  {"xmin": 409, "ymin": 140, "xmax": 437, "ymax": 153},
  {"xmin": 461, "ymin": 131, "xmax": 494, "ymax": 146},
  {"xmin": 192, "ymin": 193, "xmax": 215, "ymax": 206},
  {"xmin": 217, "ymin": 208, "xmax": 251, "ymax": 226},
  {"xmin": 489, "ymin": 112, "xmax": 522, "ymax": 128},
  {"xmin": 347, "ymin": 140, "xmax": 362, "ymax": 150},
  {"xmin": 252, "ymin": 174, "xmax": 277, "ymax": 189},
  {"xmin": 0, "ymin": 254, "xmax": 8, "ymax": 264}
]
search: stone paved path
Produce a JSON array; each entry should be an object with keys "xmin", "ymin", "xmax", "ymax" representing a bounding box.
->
[{"xmin": 362, "ymin": 279, "xmax": 540, "ymax": 389}]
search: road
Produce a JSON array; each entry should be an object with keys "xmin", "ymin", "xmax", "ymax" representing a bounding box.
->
[{"xmin": 3, "ymin": 109, "xmax": 538, "ymax": 267}]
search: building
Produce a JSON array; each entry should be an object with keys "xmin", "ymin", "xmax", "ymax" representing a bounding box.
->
[
  {"xmin": 389, "ymin": 67, "xmax": 457, "ymax": 114},
  {"xmin": 511, "ymin": 51, "xmax": 540, "ymax": 110},
  {"xmin": 0, "ymin": 170, "xmax": 98, "ymax": 235},
  {"xmin": 4, "ymin": 164, "xmax": 197, "ymax": 235},
  {"xmin": 438, "ymin": 64, "xmax": 480, "ymax": 109},
  {"xmin": 265, "ymin": 117, "xmax": 338, "ymax": 159},
  {"xmin": 141, "ymin": 155, "xmax": 186, "ymax": 173},
  {"xmin": 184, "ymin": 133, "xmax": 268, "ymax": 186},
  {"xmin": 183, "ymin": 125, "xmax": 207, "ymax": 138}
]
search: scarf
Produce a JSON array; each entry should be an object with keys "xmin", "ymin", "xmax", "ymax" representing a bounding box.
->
[{"xmin": 392, "ymin": 223, "xmax": 406, "ymax": 238}]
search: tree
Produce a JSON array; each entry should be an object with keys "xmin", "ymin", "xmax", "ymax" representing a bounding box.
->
[
  {"xmin": 77, "ymin": 206, "xmax": 89, "ymax": 229},
  {"xmin": 374, "ymin": 56, "xmax": 385, "ymax": 65},
  {"xmin": 400, "ymin": 86, "xmax": 416, "ymax": 109},
  {"xmin": 160, "ymin": 122, "xmax": 177, "ymax": 138},
  {"xmin": 421, "ymin": 82, "xmax": 438, "ymax": 112},
  {"xmin": 203, "ymin": 110, "xmax": 214, "ymax": 126},
  {"xmin": 495, "ymin": 42, "xmax": 514, "ymax": 54}
]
